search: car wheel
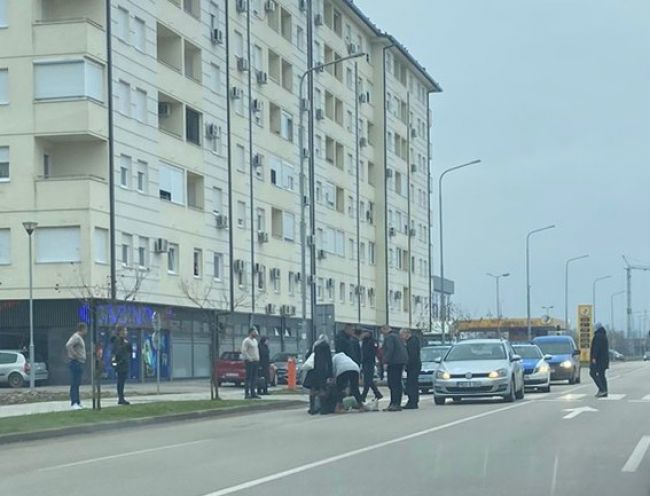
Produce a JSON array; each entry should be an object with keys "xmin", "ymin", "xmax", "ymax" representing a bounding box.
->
[
  {"xmin": 542, "ymin": 385, "xmax": 551, "ymax": 393},
  {"xmin": 235, "ymin": 381, "xmax": 242, "ymax": 387},
  {"xmin": 503, "ymin": 378, "xmax": 516, "ymax": 403},
  {"xmin": 575, "ymin": 371, "xmax": 581, "ymax": 384},
  {"xmin": 8, "ymin": 373, "xmax": 24, "ymax": 389},
  {"xmin": 568, "ymin": 375, "xmax": 575, "ymax": 385},
  {"xmin": 515, "ymin": 381, "xmax": 525, "ymax": 400},
  {"xmin": 434, "ymin": 396, "xmax": 446, "ymax": 406}
]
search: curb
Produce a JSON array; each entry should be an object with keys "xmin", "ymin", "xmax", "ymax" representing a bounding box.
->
[{"xmin": 0, "ymin": 400, "xmax": 304, "ymax": 446}]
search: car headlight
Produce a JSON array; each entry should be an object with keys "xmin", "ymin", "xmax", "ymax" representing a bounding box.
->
[
  {"xmin": 436, "ymin": 370, "xmax": 451, "ymax": 380},
  {"xmin": 559, "ymin": 360, "xmax": 573, "ymax": 369},
  {"xmin": 488, "ymin": 368, "xmax": 507, "ymax": 379},
  {"xmin": 535, "ymin": 362, "xmax": 550, "ymax": 374}
]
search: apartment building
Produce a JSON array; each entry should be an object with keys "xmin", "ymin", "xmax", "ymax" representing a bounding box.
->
[{"xmin": 0, "ymin": 0, "xmax": 440, "ymax": 384}]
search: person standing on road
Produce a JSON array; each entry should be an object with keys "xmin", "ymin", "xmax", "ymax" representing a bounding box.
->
[
  {"xmin": 111, "ymin": 325, "xmax": 131, "ymax": 405},
  {"xmin": 401, "ymin": 329, "xmax": 421, "ymax": 409},
  {"xmin": 241, "ymin": 328, "xmax": 260, "ymax": 399},
  {"xmin": 381, "ymin": 325, "xmax": 408, "ymax": 412},
  {"xmin": 332, "ymin": 352, "xmax": 364, "ymax": 412},
  {"xmin": 65, "ymin": 323, "xmax": 88, "ymax": 410},
  {"xmin": 590, "ymin": 322, "xmax": 610, "ymax": 398},
  {"xmin": 257, "ymin": 336, "xmax": 270, "ymax": 396},
  {"xmin": 360, "ymin": 330, "xmax": 383, "ymax": 402}
]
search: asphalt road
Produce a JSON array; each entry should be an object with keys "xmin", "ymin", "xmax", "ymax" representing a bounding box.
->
[{"xmin": 1, "ymin": 361, "xmax": 649, "ymax": 496}]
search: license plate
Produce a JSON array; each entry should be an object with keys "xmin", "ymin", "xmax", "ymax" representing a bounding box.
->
[{"xmin": 456, "ymin": 381, "xmax": 478, "ymax": 388}]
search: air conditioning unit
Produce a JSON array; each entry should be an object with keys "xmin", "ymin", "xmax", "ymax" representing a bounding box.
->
[
  {"xmin": 411, "ymin": 128, "xmax": 417, "ymax": 138},
  {"xmin": 315, "ymin": 108, "xmax": 325, "ymax": 120},
  {"xmin": 158, "ymin": 102, "xmax": 171, "ymax": 117},
  {"xmin": 264, "ymin": 0, "xmax": 276, "ymax": 13},
  {"xmin": 236, "ymin": 0, "xmax": 247, "ymax": 13},
  {"xmin": 234, "ymin": 259, "xmax": 245, "ymax": 273},
  {"xmin": 347, "ymin": 43, "xmax": 358, "ymax": 55},
  {"xmin": 252, "ymin": 98, "xmax": 263, "ymax": 113},
  {"xmin": 358, "ymin": 93, "xmax": 368, "ymax": 104},
  {"xmin": 231, "ymin": 86, "xmax": 243, "ymax": 100},
  {"xmin": 211, "ymin": 28, "xmax": 224, "ymax": 44},
  {"xmin": 271, "ymin": 268, "xmax": 280, "ymax": 279},
  {"xmin": 409, "ymin": 227, "xmax": 416, "ymax": 237},
  {"xmin": 359, "ymin": 137, "xmax": 368, "ymax": 147},
  {"xmin": 317, "ymin": 249, "xmax": 326, "ymax": 260},
  {"xmin": 256, "ymin": 70, "xmax": 268, "ymax": 85},
  {"xmin": 215, "ymin": 214, "xmax": 229, "ymax": 229},
  {"xmin": 237, "ymin": 57, "xmax": 249, "ymax": 72},
  {"xmin": 253, "ymin": 153, "xmax": 264, "ymax": 168},
  {"xmin": 386, "ymin": 168, "xmax": 394, "ymax": 178},
  {"xmin": 258, "ymin": 231, "xmax": 269, "ymax": 243},
  {"xmin": 153, "ymin": 238, "xmax": 168, "ymax": 253},
  {"xmin": 389, "ymin": 227, "xmax": 396, "ymax": 237},
  {"xmin": 314, "ymin": 14, "xmax": 324, "ymax": 26},
  {"xmin": 414, "ymin": 295, "xmax": 422, "ymax": 304},
  {"xmin": 410, "ymin": 163, "xmax": 417, "ymax": 173},
  {"xmin": 265, "ymin": 303, "xmax": 277, "ymax": 314},
  {"xmin": 206, "ymin": 123, "xmax": 219, "ymax": 139},
  {"xmin": 395, "ymin": 291, "xmax": 403, "ymax": 299}
]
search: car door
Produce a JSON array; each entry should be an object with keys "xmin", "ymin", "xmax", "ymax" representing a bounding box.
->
[{"xmin": 508, "ymin": 344, "xmax": 523, "ymax": 389}]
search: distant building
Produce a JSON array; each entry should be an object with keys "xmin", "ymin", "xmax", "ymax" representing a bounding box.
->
[{"xmin": 456, "ymin": 318, "xmax": 567, "ymax": 342}]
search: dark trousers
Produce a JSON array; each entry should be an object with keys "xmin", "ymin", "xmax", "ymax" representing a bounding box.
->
[
  {"xmin": 387, "ymin": 364, "xmax": 404, "ymax": 407},
  {"xmin": 590, "ymin": 365, "xmax": 608, "ymax": 393},
  {"xmin": 117, "ymin": 370, "xmax": 127, "ymax": 401},
  {"xmin": 69, "ymin": 360, "xmax": 83, "ymax": 406},
  {"xmin": 361, "ymin": 364, "xmax": 381, "ymax": 400},
  {"xmin": 258, "ymin": 364, "xmax": 269, "ymax": 394},
  {"xmin": 405, "ymin": 364, "xmax": 420, "ymax": 406},
  {"xmin": 336, "ymin": 371, "xmax": 362, "ymax": 405},
  {"xmin": 244, "ymin": 361, "xmax": 258, "ymax": 397}
]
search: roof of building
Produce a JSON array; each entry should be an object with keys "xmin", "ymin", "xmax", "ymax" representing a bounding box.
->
[{"xmin": 456, "ymin": 318, "xmax": 567, "ymax": 331}]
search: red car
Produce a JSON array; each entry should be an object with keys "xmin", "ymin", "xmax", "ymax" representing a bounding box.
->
[{"xmin": 215, "ymin": 351, "xmax": 277, "ymax": 387}]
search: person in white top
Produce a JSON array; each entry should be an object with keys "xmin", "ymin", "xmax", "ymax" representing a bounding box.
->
[
  {"xmin": 241, "ymin": 328, "xmax": 260, "ymax": 399},
  {"xmin": 332, "ymin": 352, "xmax": 363, "ymax": 411}
]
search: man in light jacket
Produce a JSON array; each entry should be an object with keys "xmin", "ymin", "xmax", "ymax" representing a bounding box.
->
[
  {"xmin": 332, "ymin": 352, "xmax": 363, "ymax": 412},
  {"xmin": 241, "ymin": 328, "xmax": 260, "ymax": 399},
  {"xmin": 65, "ymin": 323, "xmax": 88, "ymax": 410},
  {"xmin": 381, "ymin": 326, "xmax": 408, "ymax": 412}
]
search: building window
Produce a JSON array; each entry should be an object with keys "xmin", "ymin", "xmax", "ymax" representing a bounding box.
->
[
  {"xmin": 193, "ymin": 248, "xmax": 202, "ymax": 277},
  {"xmin": 119, "ymin": 155, "xmax": 131, "ymax": 188},
  {"xmin": 159, "ymin": 162, "xmax": 184, "ymax": 203},
  {"xmin": 133, "ymin": 17, "xmax": 146, "ymax": 51},
  {"xmin": 116, "ymin": 6, "xmax": 130, "ymax": 42},
  {"xmin": 134, "ymin": 88, "xmax": 147, "ymax": 122},
  {"xmin": 186, "ymin": 107, "xmax": 201, "ymax": 145},
  {"xmin": 213, "ymin": 252, "xmax": 223, "ymax": 280},
  {"xmin": 0, "ymin": 228, "xmax": 10, "ymax": 265},
  {"xmin": 280, "ymin": 110, "xmax": 293, "ymax": 141},
  {"xmin": 35, "ymin": 226, "xmax": 81, "ymax": 263},
  {"xmin": 272, "ymin": 268, "xmax": 281, "ymax": 293},
  {"xmin": 317, "ymin": 278, "xmax": 324, "ymax": 301},
  {"xmin": 369, "ymin": 242, "xmax": 376, "ymax": 265},
  {"xmin": 167, "ymin": 243, "xmax": 179, "ymax": 273},
  {"xmin": 93, "ymin": 227, "xmax": 108, "ymax": 264},
  {"xmin": 136, "ymin": 161, "xmax": 148, "ymax": 193},
  {"xmin": 288, "ymin": 271, "xmax": 295, "ymax": 295},
  {"xmin": 210, "ymin": 64, "xmax": 221, "ymax": 93},
  {"xmin": 282, "ymin": 212, "xmax": 295, "ymax": 241},
  {"xmin": 0, "ymin": 68, "xmax": 7, "ymax": 104},
  {"xmin": 121, "ymin": 233, "xmax": 132, "ymax": 266},
  {"xmin": 339, "ymin": 282, "xmax": 345, "ymax": 303},
  {"xmin": 0, "ymin": 146, "xmax": 8, "ymax": 181},
  {"xmin": 117, "ymin": 80, "xmax": 131, "ymax": 115},
  {"xmin": 237, "ymin": 200, "xmax": 246, "ymax": 228},
  {"xmin": 0, "ymin": 0, "xmax": 6, "ymax": 28},
  {"xmin": 359, "ymin": 242, "xmax": 366, "ymax": 263},
  {"xmin": 212, "ymin": 187, "xmax": 223, "ymax": 214},
  {"xmin": 138, "ymin": 237, "xmax": 149, "ymax": 268},
  {"xmin": 236, "ymin": 144, "xmax": 246, "ymax": 173},
  {"xmin": 34, "ymin": 59, "xmax": 104, "ymax": 102}
]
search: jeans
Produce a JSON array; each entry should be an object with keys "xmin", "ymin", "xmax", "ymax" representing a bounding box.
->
[
  {"xmin": 244, "ymin": 361, "xmax": 258, "ymax": 397},
  {"xmin": 361, "ymin": 364, "xmax": 382, "ymax": 400},
  {"xmin": 117, "ymin": 370, "xmax": 128, "ymax": 402},
  {"xmin": 69, "ymin": 360, "xmax": 83, "ymax": 406},
  {"xmin": 405, "ymin": 364, "xmax": 420, "ymax": 406},
  {"xmin": 387, "ymin": 364, "xmax": 404, "ymax": 407},
  {"xmin": 336, "ymin": 371, "xmax": 362, "ymax": 405},
  {"xmin": 590, "ymin": 365, "xmax": 608, "ymax": 393}
]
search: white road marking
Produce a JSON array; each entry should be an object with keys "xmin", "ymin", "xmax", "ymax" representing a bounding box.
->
[
  {"xmin": 201, "ymin": 401, "xmax": 532, "ymax": 496},
  {"xmin": 562, "ymin": 406, "xmax": 598, "ymax": 419},
  {"xmin": 643, "ymin": 395, "xmax": 650, "ymax": 401},
  {"xmin": 598, "ymin": 394, "xmax": 626, "ymax": 401},
  {"xmin": 622, "ymin": 436, "xmax": 650, "ymax": 473},
  {"xmin": 549, "ymin": 455, "xmax": 559, "ymax": 496},
  {"xmin": 558, "ymin": 393, "xmax": 587, "ymax": 401},
  {"xmin": 40, "ymin": 440, "xmax": 208, "ymax": 472}
]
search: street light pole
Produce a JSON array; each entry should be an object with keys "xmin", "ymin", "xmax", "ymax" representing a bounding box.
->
[
  {"xmin": 592, "ymin": 275, "xmax": 612, "ymax": 324},
  {"xmin": 438, "ymin": 159, "xmax": 482, "ymax": 344},
  {"xmin": 541, "ymin": 305, "xmax": 554, "ymax": 317},
  {"xmin": 22, "ymin": 221, "xmax": 38, "ymax": 390},
  {"xmin": 526, "ymin": 225, "xmax": 556, "ymax": 341},
  {"xmin": 487, "ymin": 272, "xmax": 509, "ymax": 335},
  {"xmin": 564, "ymin": 254, "xmax": 589, "ymax": 330},
  {"xmin": 298, "ymin": 52, "xmax": 366, "ymax": 347},
  {"xmin": 610, "ymin": 290, "xmax": 625, "ymax": 332}
]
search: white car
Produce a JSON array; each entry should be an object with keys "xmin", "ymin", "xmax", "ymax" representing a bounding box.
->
[{"xmin": 0, "ymin": 350, "xmax": 49, "ymax": 388}]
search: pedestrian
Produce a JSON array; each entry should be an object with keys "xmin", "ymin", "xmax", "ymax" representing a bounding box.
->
[
  {"xmin": 590, "ymin": 322, "xmax": 610, "ymax": 398},
  {"xmin": 111, "ymin": 324, "xmax": 131, "ymax": 405},
  {"xmin": 401, "ymin": 329, "xmax": 421, "ymax": 409},
  {"xmin": 332, "ymin": 352, "xmax": 364, "ymax": 412},
  {"xmin": 360, "ymin": 330, "xmax": 383, "ymax": 402},
  {"xmin": 376, "ymin": 345, "xmax": 385, "ymax": 381},
  {"xmin": 241, "ymin": 328, "xmax": 260, "ymax": 399},
  {"xmin": 335, "ymin": 324, "xmax": 354, "ymax": 357},
  {"xmin": 65, "ymin": 322, "xmax": 88, "ymax": 410},
  {"xmin": 257, "ymin": 336, "xmax": 270, "ymax": 395},
  {"xmin": 381, "ymin": 325, "xmax": 408, "ymax": 412},
  {"xmin": 303, "ymin": 334, "xmax": 334, "ymax": 414}
]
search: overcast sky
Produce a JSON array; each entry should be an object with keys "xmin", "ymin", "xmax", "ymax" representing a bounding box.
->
[{"xmin": 356, "ymin": 0, "xmax": 650, "ymax": 330}]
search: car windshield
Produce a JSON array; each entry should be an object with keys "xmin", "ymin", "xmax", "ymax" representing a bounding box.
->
[
  {"xmin": 221, "ymin": 352, "xmax": 241, "ymax": 361},
  {"xmin": 536, "ymin": 342, "xmax": 573, "ymax": 355},
  {"xmin": 272, "ymin": 353, "xmax": 297, "ymax": 362},
  {"xmin": 421, "ymin": 346, "xmax": 450, "ymax": 362},
  {"xmin": 445, "ymin": 343, "xmax": 506, "ymax": 361},
  {"xmin": 513, "ymin": 346, "xmax": 542, "ymax": 359}
]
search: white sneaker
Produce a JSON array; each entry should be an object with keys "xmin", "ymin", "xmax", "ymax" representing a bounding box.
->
[{"xmin": 71, "ymin": 404, "xmax": 83, "ymax": 410}]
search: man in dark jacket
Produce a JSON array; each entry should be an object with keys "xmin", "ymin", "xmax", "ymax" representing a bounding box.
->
[
  {"xmin": 590, "ymin": 322, "xmax": 610, "ymax": 397},
  {"xmin": 401, "ymin": 329, "xmax": 421, "ymax": 409},
  {"xmin": 335, "ymin": 324, "xmax": 361, "ymax": 365},
  {"xmin": 111, "ymin": 325, "xmax": 131, "ymax": 405},
  {"xmin": 360, "ymin": 330, "xmax": 383, "ymax": 402},
  {"xmin": 381, "ymin": 326, "xmax": 408, "ymax": 411},
  {"xmin": 257, "ymin": 336, "xmax": 271, "ymax": 395}
]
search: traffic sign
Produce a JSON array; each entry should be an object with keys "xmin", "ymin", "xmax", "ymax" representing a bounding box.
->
[{"xmin": 577, "ymin": 305, "xmax": 593, "ymax": 362}]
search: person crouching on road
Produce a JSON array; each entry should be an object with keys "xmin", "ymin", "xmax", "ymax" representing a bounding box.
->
[
  {"xmin": 381, "ymin": 325, "xmax": 408, "ymax": 412},
  {"xmin": 111, "ymin": 325, "xmax": 131, "ymax": 405},
  {"xmin": 241, "ymin": 328, "xmax": 260, "ymax": 399},
  {"xmin": 65, "ymin": 322, "xmax": 88, "ymax": 410},
  {"xmin": 257, "ymin": 336, "xmax": 271, "ymax": 396},
  {"xmin": 303, "ymin": 334, "xmax": 334, "ymax": 414},
  {"xmin": 401, "ymin": 329, "xmax": 421, "ymax": 410},
  {"xmin": 332, "ymin": 352, "xmax": 364, "ymax": 412},
  {"xmin": 590, "ymin": 322, "xmax": 610, "ymax": 398}
]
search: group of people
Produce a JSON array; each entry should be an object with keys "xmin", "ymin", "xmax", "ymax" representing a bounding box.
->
[{"xmin": 240, "ymin": 328, "xmax": 272, "ymax": 399}]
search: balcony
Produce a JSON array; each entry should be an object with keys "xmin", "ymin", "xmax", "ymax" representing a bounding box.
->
[
  {"xmin": 33, "ymin": 18, "xmax": 105, "ymax": 60},
  {"xmin": 157, "ymin": 23, "xmax": 182, "ymax": 73},
  {"xmin": 34, "ymin": 174, "xmax": 107, "ymax": 212},
  {"xmin": 34, "ymin": 99, "xmax": 108, "ymax": 140},
  {"xmin": 36, "ymin": 137, "xmax": 107, "ymax": 180},
  {"xmin": 38, "ymin": 0, "xmax": 104, "ymax": 26}
]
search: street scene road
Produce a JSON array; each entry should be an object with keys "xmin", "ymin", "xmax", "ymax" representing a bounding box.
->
[{"xmin": 2, "ymin": 361, "xmax": 648, "ymax": 496}]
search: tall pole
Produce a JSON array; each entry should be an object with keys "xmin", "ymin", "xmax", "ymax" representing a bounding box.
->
[
  {"xmin": 438, "ymin": 160, "xmax": 482, "ymax": 344},
  {"xmin": 626, "ymin": 266, "xmax": 632, "ymax": 339},
  {"xmin": 610, "ymin": 290, "xmax": 625, "ymax": 332},
  {"xmin": 526, "ymin": 225, "xmax": 556, "ymax": 341},
  {"xmin": 592, "ymin": 275, "xmax": 612, "ymax": 325},
  {"xmin": 487, "ymin": 272, "xmax": 509, "ymax": 335},
  {"xmin": 564, "ymin": 254, "xmax": 589, "ymax": 330},
  {"xmin": 23, "ymin": 221, "xmax": 37, "ymax": 390}
]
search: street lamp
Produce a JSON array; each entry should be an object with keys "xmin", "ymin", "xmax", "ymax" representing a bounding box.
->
[
  {"xmin": 22, "ymin": 221, "xmax": 38, "ymax": 390},
  {"xmin": 610, "ymin": 290, "xmax": 625, "ymax": 332},
  {"xmin": 541, "ymin": 305, "xmax": 554, "ymax": 317},
  {"xmin": 439, "ymin": 159, "xmax": 482, "ymax": 344},
  {"xmin": 298, "ymin": 52, "xmax": 367, "ymax": 346},
  {"xmin": 526, "ymin": 225, "xmax": 556, "ymax": 341},
  {"xmin": 486, "ymin": 272, "xmax": 509, "ymax": 334},
  {"xmin": 564, "ymin": 254, "xmax": 589, "ymax": 330},
  {"xmin": 592, "ymin": 275, "xmax": 612, "ymax": 324}
]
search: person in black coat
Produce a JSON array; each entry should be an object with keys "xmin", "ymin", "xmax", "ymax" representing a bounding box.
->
[
  {"xmin": 336, "ymin": 324, "xmax": 362, "ymax": 365},
  {"xmin": 111, "ymin": 325, "xmax": 131, "ymax": 405},
  {"xmin": 304, "ymin": 335, "xmax": 334, "ymax": 414},
  {"xmin": 360, "ymin": 331, "xmax": 383, "ymax": 402},
  {"xmin": 401, "ymin": 329, "xmax": 422, "ymax": 409},
  {"xmin": 590, "ymin": 323, "xmax": 610, "ymax": 397},
  {"xmin": 257, "ymin": 336, "xmax": 271, "ymax": 395}
]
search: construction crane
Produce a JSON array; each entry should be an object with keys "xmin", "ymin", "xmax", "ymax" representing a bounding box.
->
[{"xmin": 622, "ymin": 256, "xmax": 650, "ymax": 338}]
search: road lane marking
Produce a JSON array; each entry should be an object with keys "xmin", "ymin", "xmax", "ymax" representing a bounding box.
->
[
  {"xmin": 40, "ymin": 440, "xmax": 208, "ymax": 472},
  {"xmin": 643, "ymin": 395, "xmax": 650, "ymax": 401},
  {"xmin": 562, "ymin": 406, "xmax": 597, "ymax": 419},
  {"xmin": 598, "ymin": 394, "xmax": 626, "ymax": 401},
  {"xmin": 549, "ymin": 455, "xmax": 559, "ymax": 496},
  {"xmin": 201, "ymin": 401, "xmax": 532, "ymax": 496},
  {"xmin": 558, "ymin": 393, "xmax": 587, "ymax": 401},
  {"xmin": 622, "ymin": 436, "xmax": 650, "ymax": 473}
]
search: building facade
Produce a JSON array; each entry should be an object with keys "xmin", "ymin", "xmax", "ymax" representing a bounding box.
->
[{"xmin": 0, "ymin": 0, "xmax": 440, "ymax": 383}]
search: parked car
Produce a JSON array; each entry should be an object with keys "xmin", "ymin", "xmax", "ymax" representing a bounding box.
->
[
  {"xmin": 643, "ymin": 351, "xmax": 650, "ymax": 361},
  {"xmin": 609, "ymin": 349, "xmax": 625, "ymax": 361},
  {"xmin": 215, "ymin": 351, "xmax": 277, "ymax": 387},
  {"xmin": 532, "ymin": 335, "xmax": 581, "ymax": 384},
  {"xmin": 433, "ymin": 339, "xmax": 525, "ymax": 405},
  {"xmin": 512, "ymin": 344, "xmax": 551, "ymax": 393},
  {"xmin": 418, "ymin": 345, "xmax": 450, "ymax": 393},
  {"xmin": 0, "ymin": 350, "xmax": 48, "ymax": 388},
  {"xmin": 271, "ymin": 352, "xmax": 303, "ymax": 385}
]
